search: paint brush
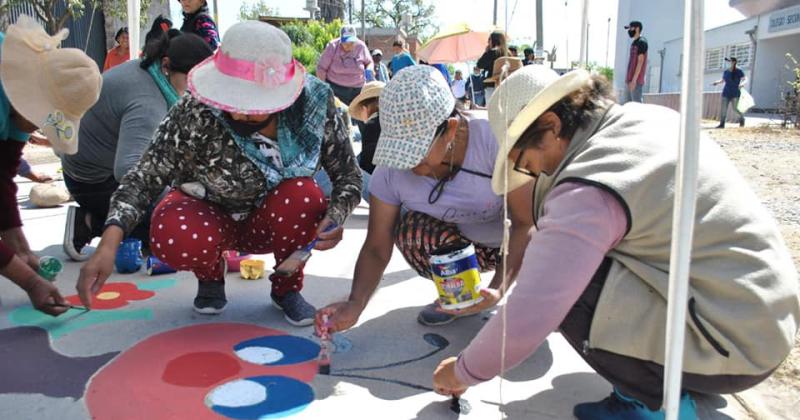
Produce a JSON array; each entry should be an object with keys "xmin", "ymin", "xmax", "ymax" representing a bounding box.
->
[
  {"xmin": 318, "ymin": 314, "xmax": 332, "ymax": 375},
  {"xmin": 47, "ymin": 303, "xmax": 89, "ymax": 311},
  {"xmin": 274, "ymin": 224, "xmax": 338, "ymax": 277}
]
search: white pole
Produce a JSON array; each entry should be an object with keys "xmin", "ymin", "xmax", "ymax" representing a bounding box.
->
[
  {"xmin": 579, "ymin": 0, "xmax": 588, "ymax": 66},
  {"xmin": 663, "ymin": 0, "xmax": 703, "ymax": 418},
  {"xmin": 127, "ymin": 0, "xmax": 140, "ymax": 58}
]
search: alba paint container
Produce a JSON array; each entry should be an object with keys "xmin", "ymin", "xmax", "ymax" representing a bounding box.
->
[{"xmin": 430, "ymin": 244, "xmax": 483, "ymax": 310}]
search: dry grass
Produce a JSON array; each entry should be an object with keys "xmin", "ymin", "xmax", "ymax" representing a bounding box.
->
[{"xmin": 708, "ymin": 126, "xmax": 800, "ymax": 418}]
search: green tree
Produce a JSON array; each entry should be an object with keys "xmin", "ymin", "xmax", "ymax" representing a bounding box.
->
[
  {"xmin": 0, "ymin": 0, "xmax": 158, "ymax": 34},
  {"xmin": 239, "ymin": 0, "xmax": 275, "ymax": 21},
  {"xmin": 364, "ymin": 0, "xmax": 436, "ymax": 38}
]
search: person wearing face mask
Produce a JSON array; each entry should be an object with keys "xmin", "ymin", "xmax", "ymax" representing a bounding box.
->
[
  {"xmin": 316, "ymin": 65, "xmax": 534, "ymax": 331},
  {"xmin": 624, "ymin": 21, "xmax": 647, "ymax": 103},
  {"xmin": 61, "ymin": 33, "xmax": 213, "ymax": 261},
  {"xmin": 432, "ymin": 65, "xmax": 798, "ymax": 420},
  {"xmin": 76, "ymin": 21, "xmax": 363, "ymax": 327},
  {"xmin": 465, "ymin": 66, "xmax": 486, "ymax": 107}
]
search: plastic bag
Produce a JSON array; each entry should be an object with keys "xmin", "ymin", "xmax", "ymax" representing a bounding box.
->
[{"xmin": 737, "ymin": 88, "xmax": 755, "ymax": 113}]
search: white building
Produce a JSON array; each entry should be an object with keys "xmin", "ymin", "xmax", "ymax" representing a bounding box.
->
[{"xmin": 615, "ymin": 0, "xmax": 800, "ymax": 111}]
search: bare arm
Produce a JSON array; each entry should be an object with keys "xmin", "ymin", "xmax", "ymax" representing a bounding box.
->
[
  {"xmin": 316, "ymin": 195, "xmax": 400, "ymax": 332},
  {"xmin": 631, "ymin": 54, "xmax": 645, "ymax": 87}
]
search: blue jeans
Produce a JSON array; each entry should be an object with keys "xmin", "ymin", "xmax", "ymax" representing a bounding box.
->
[
  {"xmin": 624, "ymin": 84, "xmax": 644, "ymax": 103},
  {"xmin": 719, "ymin": 96, "xmax": 743, "ymax": 125},
  {"xmin": 314, "ymin": 168, "xmax": 371, "ymax": 203}
]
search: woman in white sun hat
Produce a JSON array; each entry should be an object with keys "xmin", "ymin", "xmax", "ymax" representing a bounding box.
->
[
  {"xmin": 0, "ymin": 15, "xmax": 101, "ymax": 316},
  {"xmin": 432, "ymin": 65, "xmax": 799, "ymax": 419},
  {"xmin": 317, "ymin": 65, "xmax": 534, "ymax": 330},
  {"xmin": 76, "ymin": 21, "xmax": 363, "ymax": 327}
]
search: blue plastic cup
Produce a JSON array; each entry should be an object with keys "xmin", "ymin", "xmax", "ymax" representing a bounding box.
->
[{"xmin": 115, "ymin": 238, "xmax": 143, "ymax": 274}]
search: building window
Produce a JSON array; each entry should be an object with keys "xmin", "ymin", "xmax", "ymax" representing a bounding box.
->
[
  {"xmin": 705, "ymin": 47, "xmax": 724, "ymax": 71},
  {"xmin": 727, "ymin": 43, "xmax": 751, "ymax": 67}
]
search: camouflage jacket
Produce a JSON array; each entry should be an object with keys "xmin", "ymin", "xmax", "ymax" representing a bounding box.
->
[{"xmin": 105, "ymin": 92, "xmax": 362, "ymax": 234}]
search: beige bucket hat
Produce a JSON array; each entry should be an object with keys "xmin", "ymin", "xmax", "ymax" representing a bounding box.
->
[
  {"xmin": 0, "ymin": 15, "xmax": 102, "ymax": 155},
  {"xmin": 348, "ymin": 81, "xmax": 385, "ymax": 122},
  {"xmin": 487, "ymin": 66, "xmax": 591, "ymax": 194}
]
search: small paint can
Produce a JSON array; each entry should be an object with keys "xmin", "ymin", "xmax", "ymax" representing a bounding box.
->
[
  {"xmin": 240, "ymin": 259, "xmax": 265, "ymax": 280},
  {"xmin": 38, "ymin": 256, "xmax": 63, "ymax": 281},
  {"xmin": 115, "ymin": 238, "xmax": 143, "ymax": 274},
  {"xmin": 430, "ymin": 244, "xmax": 483, "ymax": 310},
  {"xmin": 146, "ymin": 256, "xmax": 177, "ymax": 275}
]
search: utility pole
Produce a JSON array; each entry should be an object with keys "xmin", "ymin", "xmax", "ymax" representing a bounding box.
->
[
  {"xmin": 579, "ymin": 0, "xmax": 588, "ymax": 66},
  {"xmin": 493, "ymin": 0, "xmax": 498, "ymax": 26},
  {"xmin": 348, "ymin": 0, "xmax": 353, "ymax": 24},
  {"xmin": 536, "ymin": 0, "xmax": 544, "ymax": 57},
  {"xmin": 361, "ymin": 0, "xmax": 365, "ymax": 39},
  {"xmin": 605, "ymin": 17, "xmax": 610, "ymax": 67},
  {"xmin": 212, "ymin": 0, "xmax": 219, "ymax": 25}
]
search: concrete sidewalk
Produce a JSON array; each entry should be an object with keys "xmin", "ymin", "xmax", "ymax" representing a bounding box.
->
[{"xmin": 0, "ymin": 163, "xmax": 751, "ymax": 420}]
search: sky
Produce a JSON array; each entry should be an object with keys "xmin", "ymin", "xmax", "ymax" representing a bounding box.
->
[{"xmin": 173, "ymin": 0, "xmax": 745, "ymax": 68}]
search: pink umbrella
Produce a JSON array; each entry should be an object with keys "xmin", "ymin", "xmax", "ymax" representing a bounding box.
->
[{"xmin": 416, "ymin": 23, "xmax": 494, "ymax": 64}]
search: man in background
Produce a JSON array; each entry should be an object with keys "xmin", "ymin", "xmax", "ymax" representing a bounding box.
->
[
  {"xmin": 624, "ymin": 20, "xmax": 648, "ymax": 103},
  {"xmin": 712, "ymin": 57, "xmax": 747, "ymax": 128},
  {"xmin": 372, "ymin": 49, "xmax": 389, "ymax": 82}
]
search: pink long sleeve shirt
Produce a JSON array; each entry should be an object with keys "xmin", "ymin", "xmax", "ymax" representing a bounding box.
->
[
  {"xmin": 316, "ymin": 39, "xmax": 373, "ymax": 88},
  {"xmin": 455, "ymin": 182, "xmax": 628, "ymax": 386}
]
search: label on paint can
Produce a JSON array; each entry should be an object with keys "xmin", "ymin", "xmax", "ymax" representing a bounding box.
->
[{"xmin": 430, "ymin": 244, "xmax": 483, "ymax": 310}]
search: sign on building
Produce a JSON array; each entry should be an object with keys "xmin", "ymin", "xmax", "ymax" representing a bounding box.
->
[{"xmin": 768, "ymin": 5, "xmax": 800, "ymax": 34}]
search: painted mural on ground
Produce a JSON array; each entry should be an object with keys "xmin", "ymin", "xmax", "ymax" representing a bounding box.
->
[
  {"xmin": 7, "ymin": 280, "xmax": 176, "ymax": 338},
  {"xmin": 86, "ymin": 323, "xmax": 320, "ymax": 420}
]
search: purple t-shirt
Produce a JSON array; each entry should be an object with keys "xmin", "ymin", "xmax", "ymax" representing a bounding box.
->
[{"xmin": 370, "ymin": 113, "xmax": 503, "ymax": 247}]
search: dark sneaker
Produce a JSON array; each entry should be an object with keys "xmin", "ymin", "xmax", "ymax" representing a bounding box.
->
[
  {"xmin": 271, "ymin": 291, "xmax": 315, "ymax": 327},
  {"xmin": 63, "ymin": 206, "xmax": 93, "ymax": 261},
  {"xmin": 714, "ymin": 123, "xmax": 725, "ymax": 129},
  {"xmin": 573, "ymin": 388, "xmax": 697, "ymax": 420},
  {"xmin": 739, "ymin": 117, "xmax": 745, "ymax": 127},
  {"xmin": 193, "ymin": 281, "xmax": 227, "ymax": 314},
  {"xmin": 417, "ymin": 302, "xmax": 475, "ymax": 326}
]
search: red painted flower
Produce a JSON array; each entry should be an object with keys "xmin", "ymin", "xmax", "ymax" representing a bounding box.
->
[{"xmin": 66, "ymin": 282, "xmax": 155, "ymax": 310}]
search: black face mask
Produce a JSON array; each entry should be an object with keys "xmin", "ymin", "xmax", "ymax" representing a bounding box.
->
[
  {"xmin": 223, "ymin": 113, "xmax": 275, "ymax": 137},
  {"xmin": 628, "ymin": 29, "xmax": 637, "ymax": 38}
]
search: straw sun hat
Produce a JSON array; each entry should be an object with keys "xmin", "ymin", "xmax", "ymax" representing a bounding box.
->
[
  {"xmin": 348, "ymin": 81, "xmax": 384, "ymax": 122},
  {"xmin": 188, "ymin": 20, "xmax": 306, "ymax": 114},
  {"xmin": 487, "ymin": 66, "xmax": 592, "ymax": 194},
  {"xmin": 0, "ymin": 15, "xmax": 102, "ymax": 155}
]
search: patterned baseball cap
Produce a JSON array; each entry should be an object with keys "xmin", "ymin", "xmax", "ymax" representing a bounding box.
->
[{"xmin": 374, "ymin": 65, "xmax": 456, "ymax": 170}]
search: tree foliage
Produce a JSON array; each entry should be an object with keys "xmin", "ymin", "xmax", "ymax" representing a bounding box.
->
[
  {"xmin": 239, "ymin": 0, "xmax": 275, "ymax": 21},
  {"xmin": 364, "ymin": 0, "xmax": 435, "ymax": 38},
  {"xmin": 283, "ymin": 19, "xmax": 342, "ymax": 76},
  {"xmin": 1, "ymin": 0, "xmax": 157, "ymax": 34}
]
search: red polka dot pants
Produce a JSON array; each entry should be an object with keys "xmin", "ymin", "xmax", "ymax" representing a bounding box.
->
[{"xmin": 149, "ymin": 177, "xmax": 327, "ymax": 296}]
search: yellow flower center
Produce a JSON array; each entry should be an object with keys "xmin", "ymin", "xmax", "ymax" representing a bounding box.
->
[{"xmin": 96, "ymin": 291, "xmax": 121, "ymax": 300}]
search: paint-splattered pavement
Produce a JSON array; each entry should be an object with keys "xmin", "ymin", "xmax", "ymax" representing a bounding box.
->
[{"xmin": 0, "ymin": 164, "xmax": 752, "ymax": 419}]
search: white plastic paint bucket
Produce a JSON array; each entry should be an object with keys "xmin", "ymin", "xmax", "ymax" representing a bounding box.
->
[{"xmin": 430, "ymin": 244, "xmax": 483, "ymax": 310}]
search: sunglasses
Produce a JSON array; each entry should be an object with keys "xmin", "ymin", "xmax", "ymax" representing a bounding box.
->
[{"xmin": 513, "ymin": 151, "xmax": 535, "ymax": 178}]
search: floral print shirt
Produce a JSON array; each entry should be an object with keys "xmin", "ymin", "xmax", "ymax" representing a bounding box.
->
[{"xmin": 106, "ymin": 90, "xmax": 362, "ymax": 235}]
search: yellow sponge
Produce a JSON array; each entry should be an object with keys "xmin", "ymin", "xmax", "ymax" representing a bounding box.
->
[{"xmin": 240, "ymin": 259, "xmax": 265, "ymax": 280}]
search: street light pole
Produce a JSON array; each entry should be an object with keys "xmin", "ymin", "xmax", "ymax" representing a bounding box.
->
[
  {"xmin": 493, "ymin": 0, "xmax": 498, "ymax": 26},
  {"xmin": 579, "ymin": 0, "xmax": 588, "ymax": 66},
  {"xmin": 605, "ymin": 17, "xmax": 610, "ymax": 67}
]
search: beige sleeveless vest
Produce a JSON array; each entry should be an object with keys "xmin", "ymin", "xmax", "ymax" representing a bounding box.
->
[{"xmin": 532, "ymin": 102, "xmax": 799, "ymax": 375}]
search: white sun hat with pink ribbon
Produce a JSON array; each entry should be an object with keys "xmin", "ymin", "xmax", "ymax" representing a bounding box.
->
[{"xmin": 188, "ymin": 20, "xmax": 306, "ymax": 114}]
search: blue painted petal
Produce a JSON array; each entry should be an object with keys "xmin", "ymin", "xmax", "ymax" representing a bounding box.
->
[
  {"xmin": 233, "ymin": 336, "xmax": 319, "ymax": 366},
  {"xmin": 209, "ymin": 376, "xmax": 313, "ymax": 419}
]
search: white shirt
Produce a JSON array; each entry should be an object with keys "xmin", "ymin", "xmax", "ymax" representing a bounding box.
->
[{"xmin": 451, "ymin": 79, "xmax": 467, "ymax": 98}]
